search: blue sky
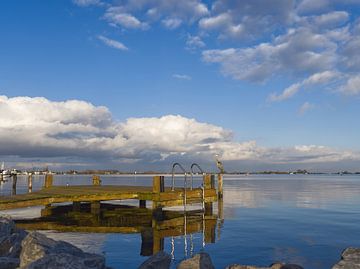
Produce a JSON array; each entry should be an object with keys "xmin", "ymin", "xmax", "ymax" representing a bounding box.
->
[{"xmin": 1, "ymin": 0, "xmax": 360, "ymax": 172}]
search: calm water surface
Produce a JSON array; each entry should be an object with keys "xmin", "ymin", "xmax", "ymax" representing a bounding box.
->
[{"xmin": 1, "ymin": 174, "xmax": 360, "ymax": 269}]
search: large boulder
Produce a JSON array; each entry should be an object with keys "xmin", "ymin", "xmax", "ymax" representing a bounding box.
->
[
  {"xmin": 0, "ymin": 216, "xmax": 27, "ymax": 269},
  {"xmin": 177, "ymin": 253, "xmax": 214, "ymax": 269},
  {"xmin": 138, "ymin": 251, "xmax": 171, "ymax": 269},
  {"xmin": 332, "ymin": 247, "xmax": 360, "ymax": 269},
  {"xmin": 20, "ymin": 232, "xmax": 106, "ymax": 269}
]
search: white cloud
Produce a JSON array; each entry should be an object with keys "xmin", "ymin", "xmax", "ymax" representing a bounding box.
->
[
  {"xmin": 162, "ymin": 18, "xmax": 182, "ymax": 29},
  {"xmin": 0, "ymin": 96, "xmax": 358, "ymax": 169},
  {"xmin": 104, "ymin": 8, "xmax": 149, "ymax": 30},
  {"xmin": 339, "ymin": 75, "xmax": 360, "ymax": 95},
  {"xmin": 97, "ymin": 35, "xmax": 128, "ymax": 51},
  {"xmin": 172, "ymin": 74, "xmax": 192, "ymax": 80},
  {"xmin": 298, "ymin": 102, "xmax": 315, "ymax": 115},
  {"xmin": 269, "ymin": 71, "xmax": 340, "ymax": 102},
  {"xmin": 101, "ymin": 0, "xmax": 208, "ymax": 30},
  {"xmin": 73, "ymin": 0, "xmax": 101, "ymax": 7}
]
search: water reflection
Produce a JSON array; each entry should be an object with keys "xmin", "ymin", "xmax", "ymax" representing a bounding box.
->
[{"xmin": 14, "ymin": 201, "xmax": 222, "ymax": 258}]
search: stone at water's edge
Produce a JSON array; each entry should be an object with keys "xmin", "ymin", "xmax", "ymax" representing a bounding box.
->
[
  {"xmin": 19, "ymin": 232, "xmax": 107, "ymax": 269},
  {"xmin": 177, "ymin": 252, "xmax": 215, "ymax": 269},
  {"xmin": 138, "ymin": 251, "xmax": 171, "ymax": 269},
  {"xmin": 332, "ymin": 247, "xmax": 360, "ymax": 269},
  {"xmin": 225, "ymin": 263, "xmax": 303, "ymax": 269},
  {"xmin": 0, "ymin": 216, "xmax": 27, "ymax": 269}
]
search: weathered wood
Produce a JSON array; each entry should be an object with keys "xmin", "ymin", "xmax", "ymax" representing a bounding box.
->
[
  {"xmin": 203, "ymin": 174, "xmax": 211, "ymax": 189},
  {"xmin": 91, "ymin": 201, "xmax": 101, "ymax": 215},
  {"xmin": 92, "ymin": 175, "xmax": 101, "ymax": 186},
  {"xmin": 217, "ymin": 173, "xmax": 223, "ymax": 198},
  {"xmin": 28, "ymin": 174, "xmax": 33, "ymax": 193},
  {"xmin": 205, "ymin": 202, "xmax": 213, "ymax": 216},
  {"xmin": 152, "ymin": 176, "xmax": 164, "ymax": 193},
  {"xmin": 44, "ymin": 174, "xmax": 53, "ymax": 188},
  {"xmin": 0, "ymin": 184, "xmax": 217, "ymax": 211}
]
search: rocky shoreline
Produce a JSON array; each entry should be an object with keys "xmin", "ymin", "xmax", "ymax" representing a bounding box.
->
[{"xmin": 1, "ymin": 216, "xmax": 359, "ymax": 269}]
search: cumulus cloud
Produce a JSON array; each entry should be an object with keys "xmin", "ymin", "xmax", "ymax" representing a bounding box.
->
[
  {"xmin": 203, "ymin": 27, "xmax": 338, "ymax": 83},
  {"xmin": 0, "ymin": 96, "xmax": 358, "ymax": 170},
  {"xmin": 199, "ymin": 0, "xmax": 296, "ymax": 39},
  {"xmin": 97, "ymin": 35, "xmax": 128, "ymax": 51},
  {"xmin": 100, "ymin": 0, "xmax": 208, "ymax": 30}
]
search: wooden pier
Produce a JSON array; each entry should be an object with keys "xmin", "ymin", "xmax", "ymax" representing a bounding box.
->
[{"xmin": 0, "ymin": 174, "xmax": 221, "ymax": 211}]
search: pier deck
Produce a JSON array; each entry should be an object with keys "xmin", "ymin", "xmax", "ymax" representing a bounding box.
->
[{"xmin": 0, "ymin": 174, "xmax": 219, "ymax": 210}]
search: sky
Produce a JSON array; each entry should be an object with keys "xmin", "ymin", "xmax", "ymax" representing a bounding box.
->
[{"xmin": 0, "ymin": 0, "xmax": 360, "ymax": 172}]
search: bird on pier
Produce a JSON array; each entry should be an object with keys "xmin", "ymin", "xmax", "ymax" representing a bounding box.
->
[{"xmin": 215, "ymin": 154, "xmax": 225, "ymax": 174}]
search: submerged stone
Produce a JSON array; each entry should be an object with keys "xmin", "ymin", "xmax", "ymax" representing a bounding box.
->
[
  {"xmin": 177, "ymin": 253, "xmax": 215, "ymax": 269},
  {"xmin": 138, "ymin": 251, "xmax": 171, "ymax": 269}
]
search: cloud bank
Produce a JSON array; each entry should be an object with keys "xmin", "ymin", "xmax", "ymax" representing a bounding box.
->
[{"xmin": 0, "ymin": 96, "xmax": 358, "ymax": 171}]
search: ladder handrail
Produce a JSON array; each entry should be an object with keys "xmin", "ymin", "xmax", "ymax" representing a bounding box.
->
[
  {"xmin": 171, "ymin": 163, "xmax": 187, "ymax": 191},
  {"xmin": 190, "ymin": 163, "xmax": 205, "ymax": 190}
]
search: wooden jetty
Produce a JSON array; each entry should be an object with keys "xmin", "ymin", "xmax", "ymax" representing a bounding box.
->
[{"xmin": 0, "ymin": 174, "xmax": 223, "ymax": 211}]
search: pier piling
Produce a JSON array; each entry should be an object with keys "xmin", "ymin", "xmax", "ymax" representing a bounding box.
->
[
  {"xmin": 218, "ymin": 174, "xmax": 223, "ymax": 199},
  {"xmin": 28, "ymin": 174, "xmax": 33, "ymax": 193},
  {"xmin": 44, "ymin": 174, "xmax": 53, "ymax": 188},
  {"xmin": 92, "ymin": 175, "xmax": 101, "ymax": 186},
  {"xmin": 12, "ymin": 174, "xmax": 17, "ymax": 195}
]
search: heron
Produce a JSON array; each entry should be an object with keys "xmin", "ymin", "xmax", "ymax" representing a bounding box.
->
[{"xmin": 215, "ymin": 154, "xmax": 225, "ymax": 174}]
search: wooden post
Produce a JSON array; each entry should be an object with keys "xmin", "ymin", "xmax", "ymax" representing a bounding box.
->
[
  {"xmin": 204, "ymin": 219, "xmax": 216, "ymax": 244},
  {"xmin": 218, "ymin": 173, "xmax": 223, "ymax": 198},
  {"xmin": 203, "ymin": 174, "xmax": 213, "ymax": 215},
  {"xmin": 44, "ymin": 174, "xmax": 53, "ymax": 188},
  {"xmin": 41, "ymin": 204, "xmax": 53, "ymax": 217},
  {"xmin": 92, "ymin": 175, "xmax": 101, "ymax": 186},
  {"xmin": 152, "ymin": 176, "xmax": 164, "ymax": 211},
  {"xmin": 91, "ymin": 201, "xmax": 101, "ymax": 215},
  {"xmin": 203, "ymin": 174, "xmax": 212, "ymax": 190},
  {"xmin": 12, "ymin": 174, "xmax": 17, "ymax": 195},
  {"xmin": 28, "ymin": 174, "xmax": 33, "ymax": 193},
  {"xmin": 152, "ymin": 229, "xmax": 164, "ymax": 255},
  {"xmin": 0, "ymin": 173, "xmax": 3, "ymax": 182},
  {"xmin": 139, "ymin": 200, "xmax": 146, "ymax": 208},
  {"xmin": 152, "ymin": 176, "xmax": 164, "ymax": 193}
]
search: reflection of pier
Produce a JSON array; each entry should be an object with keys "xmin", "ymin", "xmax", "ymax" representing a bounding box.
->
[{"xmin": 15, "ymin": 202, "xmax": 223, "ymax": 256}]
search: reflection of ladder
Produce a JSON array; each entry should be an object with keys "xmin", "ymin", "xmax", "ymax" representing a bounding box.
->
[{"xmin": 170, "ymin": 163, "xmax": 209, "ymax": 260}]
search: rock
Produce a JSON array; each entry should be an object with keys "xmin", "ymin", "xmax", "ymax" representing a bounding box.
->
[
  {"xmin": 280, "ymin": 265, "xmax": 304, "ymax": 269},
  {"xmin": 177, "ymin": 253, "xmax": 214, "ymax": 269},
  {"xmin": 225, "ymin": 263, "xmax": 302, "ymax": 269},
  {"xmin": 138, "ymin": 251, "xmax": 171, "ymax": 269},
  {"xmin": 0, "ymin": 257, "xmax": 20, "ymax": 269},
  {"xmin": 0, "ymin": 216, "xmax": 27, "ymax": 258},
  {"xmin": 20, "ymin": 232, "xmax": 106, "ymax": 269},
  {"xmin": 332, "ymin": 247, "xmax": 360, "ymax": 269}
]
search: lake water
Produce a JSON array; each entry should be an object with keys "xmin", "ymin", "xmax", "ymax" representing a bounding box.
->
[{"xmin": 1, "ymin": 174, "xmax": 360, "ymax": 268}]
